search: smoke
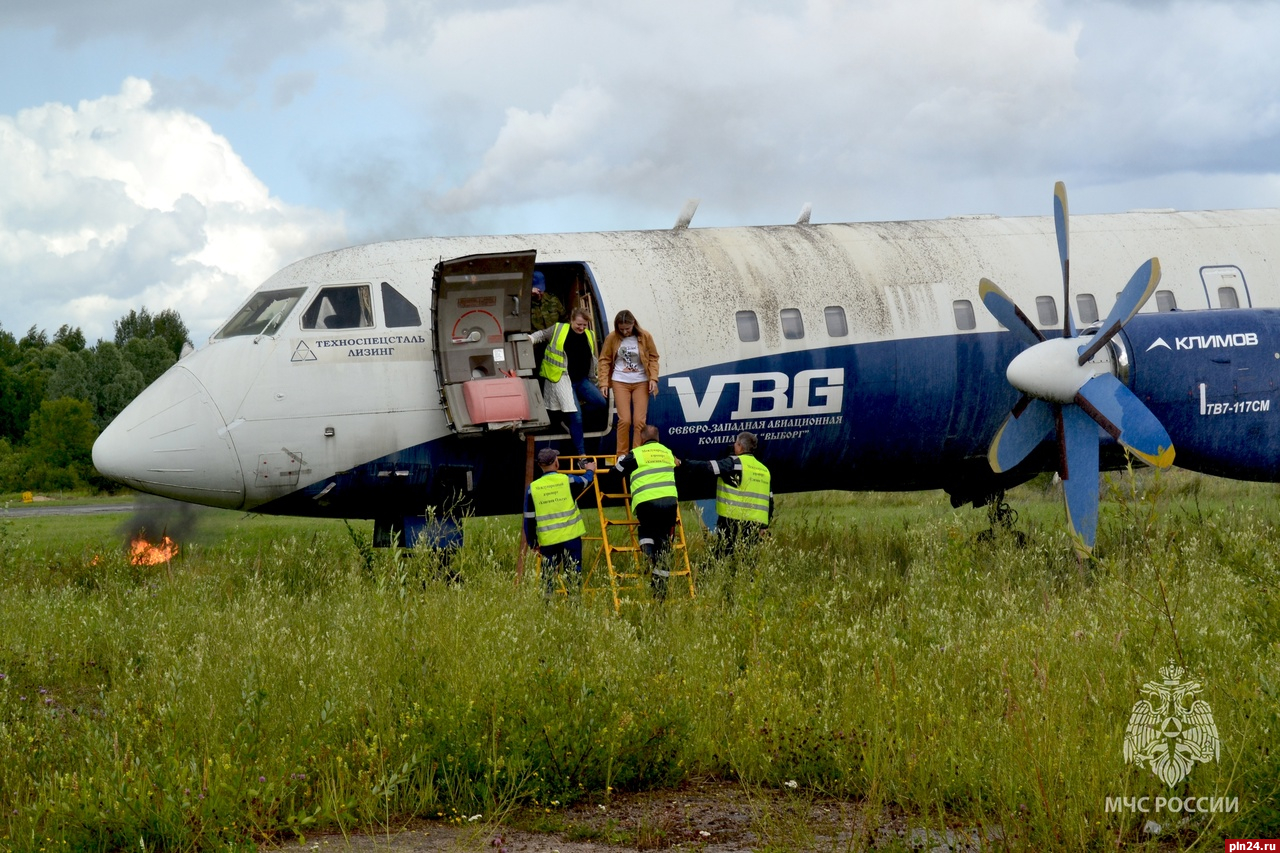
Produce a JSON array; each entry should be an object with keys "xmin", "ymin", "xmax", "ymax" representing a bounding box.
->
[{"xmin": 120, "ymin": 495, "xmax": 205, "ymax": 546}]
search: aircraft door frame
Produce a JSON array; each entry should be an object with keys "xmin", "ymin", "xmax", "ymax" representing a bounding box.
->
[
  {"xmin": 1200, "ymin": 264, "xmax": 1251, "ymax": 309},
  {"xmin": 530, "ymin": 259, "xmax": 613, "ymax": 444}
]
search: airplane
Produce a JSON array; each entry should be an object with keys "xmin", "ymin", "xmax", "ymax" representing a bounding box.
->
[{"xmin": 91, "ymin": 185, "xmax": 1280, "ymax": 553}]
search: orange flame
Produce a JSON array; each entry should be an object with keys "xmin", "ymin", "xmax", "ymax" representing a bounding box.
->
[{"xmin": 129, "ymin": 535, "xmax": 178, "ymax": 565}]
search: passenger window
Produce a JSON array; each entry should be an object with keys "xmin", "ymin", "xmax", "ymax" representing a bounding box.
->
[
  {"xmin": 952, "ymin": 299, "xmax": 976, "ymax": 331},
  {"xmin": 1218, "ymin": 286, "xmax": 1239, "ymax": 309},
  {"xmin": 382, "ymin": 282, "xmax": 422, "ymax": 327},
  {"xmin": 1076, "ymin": 294, "xmax": 1099, "ymax": 325},
  {"xmin": 735, "ymin": 310, "xmax": 760, "ymax": 343},
  {"xmin": 302, "ymin": 284, "xmax": 374, "ymax": 330},
  {"xmin": 1155, "ymin": 290, "xmax": 1177, "ymax": 312},
  {"xmin": 781, "ymin": 308, "xmax": 804, "ymax": 339},
  {"xmin": 1035, "ymin": 295, "xmax": 1058, "ymax": 327},
  {"xmin": 824, "ymin": 306, "xmax": 848, "ymax": 337}
]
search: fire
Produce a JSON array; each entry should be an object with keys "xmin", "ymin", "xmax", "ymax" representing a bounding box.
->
[{"xmin": 129, "ymin": 535, "xmax": 179, "ymax": 565}]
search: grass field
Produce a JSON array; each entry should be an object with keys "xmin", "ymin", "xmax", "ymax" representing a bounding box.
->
[{"xmin": 1, "ymin": 470, "xmax": 1277, "ymax": 851}]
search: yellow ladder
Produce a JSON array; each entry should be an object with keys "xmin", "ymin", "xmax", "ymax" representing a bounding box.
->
[
  {"xmin": 521, "ymin": 445, "xmax": 695, "ymax": 608},
  {"xmin": 578, "ymin": 455, "xmax": 695, "ymax": 612}
]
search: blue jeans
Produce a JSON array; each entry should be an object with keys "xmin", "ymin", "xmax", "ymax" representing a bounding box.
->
[{"xmin": 564, "ymin": 377, "xmax": 608, "ymax": 455}]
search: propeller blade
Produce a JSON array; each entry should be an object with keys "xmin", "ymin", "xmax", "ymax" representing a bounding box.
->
[
  {"xmin": 980, "ymin": 278, "xmax": 1045, "ymax": 347},
  {"xmin": 1077, "ymin": 258, "xmax": 1161, "ymax": 365},
  {"xmin": 1053, "ymin": 181, "xmax": 1076, "ymax": 338},
  {"xmin": 988, "ymin": 396, "xmax": 1054, "ymax": 473},
  {"xmin": 1074, "ymin": 373, "xmax": 1176, "ymax": 468},
  {"xmin": 981, "ymin": 182, "xmax": 1171, "ymax": 556},
  {"xmin": 1060, "ymin": 404, "xmax": 1101, "ymax": 551}
]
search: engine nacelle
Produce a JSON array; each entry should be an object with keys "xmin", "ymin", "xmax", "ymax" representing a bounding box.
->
[{"xmin": 1123, "ymin": 309, "xmax": 1280, "ymax": 480}]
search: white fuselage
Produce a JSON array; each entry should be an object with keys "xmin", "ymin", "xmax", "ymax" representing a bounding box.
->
[{"xmin": 93, "ymin": 208, "xmax": 1280, "ymax": 514}]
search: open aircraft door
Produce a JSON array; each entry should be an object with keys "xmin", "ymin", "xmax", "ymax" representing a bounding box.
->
[{"xmin": 432, "ymin": 250, "xmax": 551, "ymax": 435}]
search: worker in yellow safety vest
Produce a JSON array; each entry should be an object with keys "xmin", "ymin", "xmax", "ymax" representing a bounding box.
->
[
  {"xmin": 614, "ymin": 424, "xmax": 679, "ymax": 597},
  {"xmin": 528, "ymin": 307, "xmax": 606, "ymax": 456},
  {"xmin": 524, "ymin": 448, "xmax": 596, "ymax": 593},
  {"xmin": 683, "ymin": 430, "xmax": 772, "ymax": 556}
]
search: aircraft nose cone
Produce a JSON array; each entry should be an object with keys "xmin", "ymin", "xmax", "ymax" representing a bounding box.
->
[{"xmin": 92, "ymin": 367, "xmax": 245, "ymax": 509}]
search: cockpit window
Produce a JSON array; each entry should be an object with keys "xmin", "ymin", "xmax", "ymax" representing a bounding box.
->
[
  {"xmin": 382, "ymin": 282, "xmax": 422, "ymax": 328},
  {"xmin": 214, "ymin": 287, "xmax": 307, "ymax": 339},
  {"xmin": 301, "ymin": 284, "xmax": 374, "ymax": 330}
]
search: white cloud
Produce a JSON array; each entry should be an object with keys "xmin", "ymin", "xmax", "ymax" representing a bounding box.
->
[
  {"xmin": 438, "ymin": 83, "xmax": 621, "ymax": 211},
  {"xmin": 0, "ymin": 78, "xmax": 345, "ymax": 344},
  {"xmin": 310, "ymin": 0, "xmax": 1280, "ymax": 234},
  {"xmin": 318, "ymin": 0, "xmax": 1085, "ymax": 231}
]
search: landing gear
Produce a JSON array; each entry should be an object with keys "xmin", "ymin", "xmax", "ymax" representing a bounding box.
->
[
  {"xmin": 944, "ymin": 458, "xmax": 1038, "ymax": 547},
  {"xmin": 976, "ymin": 491, "xmax": 1026, "ymax": 546}
]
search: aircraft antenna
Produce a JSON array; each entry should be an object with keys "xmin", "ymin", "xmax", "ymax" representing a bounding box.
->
[
  {"xmin": 673, "ymin": 199, "xmax": 700, "ymax": 230},
  {"xmin": 796, "ymin": 203, "xmax": 812, "ymax": 225}
]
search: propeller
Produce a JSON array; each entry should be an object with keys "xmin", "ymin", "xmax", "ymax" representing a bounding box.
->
[{"xmin": 980, "ymin": 182, "xmax": 1175, "ymax": 554}]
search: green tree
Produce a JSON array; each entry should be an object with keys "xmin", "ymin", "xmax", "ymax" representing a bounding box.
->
[
  {"xmin": 152, "ymin": 308, "xmax": 191, "ymax": 358},
  {"xmin": 26, "ymin": 397, "xmax": 98, "ymax": 469},
  {"xmin": 0, "ymin": 324, "xmax": 18, "ymax": 366},
  {"xmin": 46, "ymin": 350, "xmax": 95, "ymax": 405},
  {"xmin": 1, "ymin": 355, "xmax": 56, "ymax": 445},
  {"xmin": 19, "ymin": 325, "xmax": 48, "ymax": 352},
  {"xmin": 19, "ymin": 341, "xmax": 68, "ymax": 372},
  {"xmin": 90, "ymin": 342, "xmax": 145, "ymax": 429},
  {"xmin": 0, "ymin": 367, "xmax": 19, "ymax": 444},
  {"xmin": 53, "ymin": 324, "xmax": 86, "ymax": 353},
  {"xmin": 114, "ymin": 306, "xmax": 191, "ymax": 359},
  {"xmin": 0, "ymin": 436, "xmax": 20, "ymax": 491},
  {"xmin": 113, "ymin": 307, "xmax": 150, "ymax": 345},
  {"xmin": 122, "ymin": 336, "xmax": 176, "ymax": 386}
]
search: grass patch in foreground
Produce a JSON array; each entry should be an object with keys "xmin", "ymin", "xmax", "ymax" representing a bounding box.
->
[{"xmin": 0, "ymin": 469, "xmax": 1277, "ymax": 850}]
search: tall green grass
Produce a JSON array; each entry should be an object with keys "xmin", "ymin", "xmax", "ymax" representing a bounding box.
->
[{"xmin": 1, "ymin": 471, "xmax": 1277, "ymax": 850}]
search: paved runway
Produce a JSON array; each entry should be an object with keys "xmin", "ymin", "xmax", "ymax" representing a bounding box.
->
[{"xmin": 2, "ymin": 502, "xmax": 134, "ymax": 518}]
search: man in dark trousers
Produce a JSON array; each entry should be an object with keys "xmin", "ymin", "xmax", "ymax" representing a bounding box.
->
[
  {"xmin": 683, "ymin": 430, "xmax": 772, "ymax": 556},
  {"xmin": 524, "ymin": 448, "xmax": 596, "ymax": 595},
  {"xmin": 614, "ymin": 424, "xmax": 679, "ymax": 597}
]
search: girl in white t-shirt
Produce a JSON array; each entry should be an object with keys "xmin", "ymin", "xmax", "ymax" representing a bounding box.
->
[{"xmin": 597, "ymin": 310, "xmax": 661, "ymax": 455}]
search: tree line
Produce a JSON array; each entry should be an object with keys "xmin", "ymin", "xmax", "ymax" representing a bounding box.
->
[{"xmin": 0, "ymin": 308, "xmax": 190, "ymax": 494}]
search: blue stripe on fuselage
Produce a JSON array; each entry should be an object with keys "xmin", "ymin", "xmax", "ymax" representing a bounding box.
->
[
  {"xmin": 257, "ymin": 332, "xmax": 1031, "ymax": 519},
  {"xmin": 263, "ymin": 311, "xmax": 1280, "ymax": 521},
  {"xmin": 651, "ymin": 333, "xmax": 1025, "ymax": 492}
]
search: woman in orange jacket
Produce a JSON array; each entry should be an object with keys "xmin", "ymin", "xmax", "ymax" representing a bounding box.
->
[{"xmin": 597, "ymin": 310, "xmax": 660, "ymax": 455}]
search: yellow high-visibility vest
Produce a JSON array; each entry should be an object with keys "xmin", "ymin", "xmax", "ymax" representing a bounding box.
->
[
  {"xmin": 539, "ymin": 323, "xmax": 596, "ymax": 383},
  {"xmin": 628, "ymin": 443, "xmax": 677, "ymax": 507},
  {"xmin": 529, "ymin": 472, "xmax": 586, "ymax": 546},
  {"xmin": 716, "ymin": 454, "xmax": 770, "ymax": 524}
]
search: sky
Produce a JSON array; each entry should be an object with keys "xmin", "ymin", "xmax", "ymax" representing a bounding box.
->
[{"xmin": 3, "ymin": 0, "xmax": 1279, "ymax": 345}]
